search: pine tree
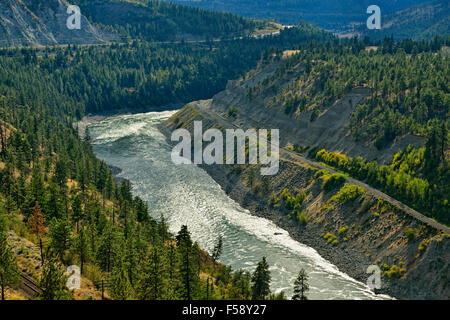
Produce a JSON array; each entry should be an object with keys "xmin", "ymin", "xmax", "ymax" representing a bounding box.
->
[
  {"xmin": 176, "ymin": 225, "xmax": 199, "ymax": 300},
  {"xmin": 39, "ymin": 253, "xmax": 71, "ymax": 300},
  {"xmin": 109, "ymin": 252, "xmax": 134, "ymax": 300},
  {"xmin": 212, "ymin": 235, "xmax": 223, "ymax": 268},
  {"xmin": 74, "ymin": 227, "xmax": 89, "ymax": 275},
  {"xmin": 138, "ymin": 247, "xmax": 164, "ymax": 300},
  {"xmin": 251, "ymin": 257, "xmax": 271, "ymax": 300},
  {"xmin": 0, "ymin": 229, "xmax": 20, "ymax": 300},
  {"xmin": 71, "ymin": 195, "xmax": 83, "ymax": 232},
  {"xmin": 292, "ymin": 268, "xmax": 309, "ymax": 300},
  {"xmin": 49, "ymin": 217, "xmax": 72, "ymax": 258}
]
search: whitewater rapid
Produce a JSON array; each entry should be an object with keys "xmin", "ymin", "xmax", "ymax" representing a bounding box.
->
[{"xmin": 87, "ymin": 110, "xmax": 391, "ymax": 300}]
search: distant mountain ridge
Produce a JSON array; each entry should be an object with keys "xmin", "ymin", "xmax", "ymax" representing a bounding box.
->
[
  {"xmin": 164, "ymin": 0, "xmax": 449, "ymax": 40},
  {"xmin": 350, "ymin": 0, "xmax": 450, "ymax": 40},
  {"xmin": 164, "ymin": 0, "xmax": 431, "ymax": 29}
]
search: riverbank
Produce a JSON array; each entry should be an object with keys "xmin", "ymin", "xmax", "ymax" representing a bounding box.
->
[{"xmin": 162, "ymin": 103, "xmax": 450, "ymax": 300}]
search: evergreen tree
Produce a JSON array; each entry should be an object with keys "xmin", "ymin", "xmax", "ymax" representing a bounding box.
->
[
  {"xmin": 138, "ymin": 247, "xmax": 164, "ymax": 300},
  {"xmin": 49, "ymin": 217, "xmax": 72, "ymax": 258},
  {"xmin": 0, "ymin": 228, "xmax": 20, "ymax": 300},
  {"xmin": 109, "ymin": 252, "xmax": 134, "ymax": 300},
  {"xmin": 292, "ymin": 268, "xmax": 309, "ymax": 300},
  {"xmin": 176, "ymin": 225, "xmax": 199, "ymax": 300},
  {"xmin": 39, "ymin": 253, "xmax": 71, "ymax": 300},
  {"xmin": 251, "ymin": 257, "xmax": 271, "ymax": 300}
]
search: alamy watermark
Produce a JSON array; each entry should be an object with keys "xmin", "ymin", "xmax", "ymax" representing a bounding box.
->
[
  {"xmin": 66, "ymin": 5, "xmax": 81, "ymax": 30},
  {"xmin": 171, "ymin": 121, "xmax": 279, "ymax": 175},
  {"xmin": 366, "ymin": 265, "xmax": 382, "ymax": 290},
  {"xmin": 367, "ymin": 5, "xmax": 381, "ymax": 30},
  {"xmin": 66, "ymin": 265, "xmax": 81, "ymax": 290}
]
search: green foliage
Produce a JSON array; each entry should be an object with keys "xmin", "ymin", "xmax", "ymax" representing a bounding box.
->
[
  {"xmin": 322, "ymin": 232, "xmax": 338, "ymax": 245},
  {"xmin": 329, "ymin": 185, "xmax": 365, "ymax": 205},
  {"xmin": 296, "ymin": 210, "xmax": 309, "ymax": 226},
  {"xmin": 322, "ymin": 173, "xmax": 347, "ymax": 191},
  {"xmin": 404, "ymin": 228, "xmax": 418, "ymax": 242},
  {"xmin": 0, "ymin": 227, "xmax": 21, "ymax": 300},
  {"xmin": 227, "ymin": 269, "xmax": 252, "ymax": 300},
  {"xmin": 315, "ymin": 143, "xmax": 449, "ymax": 225},
  {"xmin": 292, "ymin": 268, "xmax": 309, "ymax": 300},
  {"xmin": 72, "ymin": 0, "xmax": 267, "ymax": 42},
  {"xmin": 251, "ymin": 257, "xmax": 271, "ymax": 300},
  {"xmin": 269, "ymin": 192, "xmax": 280, "ymax": 207},
  {"xmin": 38, "ymin": 253, "xmax": 72, "ymax": 300},
  {"xmin": 338, "ymin": 226, "xmax": 349, "ymax": 235},
  {"xmin": 279, "ymin": 189, "xmax": 308, "ymax": 225},
  {"xmin": 381, "ymin": 263, "xmax": 407, "ymax": 278}
]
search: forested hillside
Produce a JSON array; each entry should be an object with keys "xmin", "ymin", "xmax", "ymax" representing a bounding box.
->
[
  {"xmin": 0, "ymin": 0, "xmax": 270, "ymax": 46},
  {"xmin": 346, "ymin": 0, "xmax": 450, "ymax": 40},
  {"xmin": 165, "ymin": 0, "xmax": 430, "ymax": 31},
  {"xmin": 207, "ymin": 36, "xmax": 449, "ymax": 225},
  {"xmin": 72, "ymin": 0, "xmax": 268, "ymax": 41}
]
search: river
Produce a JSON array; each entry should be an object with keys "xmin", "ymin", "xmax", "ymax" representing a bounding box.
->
[{"xmin": 87, "ymin": 110, "xmax": 391, "ymax": 300}]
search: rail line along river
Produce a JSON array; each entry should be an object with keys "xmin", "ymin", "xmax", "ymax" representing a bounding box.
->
[{"xmin": 87, "ymin": 110, "xmax": 392, "ymax": 300}]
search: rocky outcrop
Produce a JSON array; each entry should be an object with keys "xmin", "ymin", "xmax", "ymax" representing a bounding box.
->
[{"xmin": 0, "ymin": 0, "xmax": 116, "ymax": 46}]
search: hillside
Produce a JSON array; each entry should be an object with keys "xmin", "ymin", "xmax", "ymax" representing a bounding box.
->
[
  {"xmin": 165, "ymin": 0, "xmax": 431, "ymax": 31},
  {"xmin": 0, "ymin": 0, "xmax": 116, "ymax": 46},
  {"xmin": 163, "ymin": 43, "xmax": 450, "ymax": 298},
  {"xmin": 0, "ymin": 0, "xmax": 268, "ymax": 47},
  {"xmin": 185, "ymin": 40, "xmax": 450, "ymax": 225},
  {"xmin": 342, "ymin": 0, "xmax": 450, "ymax": 40}
]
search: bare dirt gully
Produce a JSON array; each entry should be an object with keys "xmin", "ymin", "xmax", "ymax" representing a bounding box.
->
[{"xmin": 194, "ymin": 100, "xmax": 450, "ymax": 235}]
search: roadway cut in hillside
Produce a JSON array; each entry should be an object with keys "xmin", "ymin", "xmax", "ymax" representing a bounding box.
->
[{"xmin": 188, "ymin": 99, "xmax": 450, "ymax": 235}]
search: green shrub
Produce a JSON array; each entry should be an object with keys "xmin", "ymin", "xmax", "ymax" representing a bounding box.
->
[
  {"xmin": 383, "ymin": 264, "xmax": 406, "ymax": 278},
  {"xmin": 322, "ymin": 173, "xmax": 347, "ymax": 191},
  {"xmin": 329, "ymin": 185, "xmax": 364, "ymax": 205},
  {"xmin": 323, "ymin": 232, "xmax": 338, "ymax": 245},
  {"xmin": 269, "ymin": 193, "xmax": 280, "ymax": 207},
  {"xmin": 296, "ymin": 210, "xmax": 309, "ymax": 225}
]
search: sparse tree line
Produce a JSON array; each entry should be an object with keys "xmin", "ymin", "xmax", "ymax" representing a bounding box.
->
[
  {"xmin": 314, "ymin": 121, "xmax": 448, "ymax": 224},
  {"xmin": 256, "ymin": 36, "xmax": 449, "ymax": 150}
]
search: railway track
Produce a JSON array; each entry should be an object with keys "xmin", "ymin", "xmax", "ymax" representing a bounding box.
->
[
  {"xmin": 195, "ymin": 102, "xmax": 450, "ymax": 235},
  {"xmin": 19, "ymin": 273, "xmax": 42, "ymax": 300}
]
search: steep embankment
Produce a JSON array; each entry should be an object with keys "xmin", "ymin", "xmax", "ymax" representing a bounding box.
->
[
  {"xmin": 163, "ymin": 102, "xmax": 449, "ymax": 300},
  {"xmin": 0, "ymin": 0, "xmax": 269, "ymax": 47},
  {"xmin": 0, "ymin": 0, "xmax": 114, "ymax": 46},
  {"xmin": 347, "ymin": 0, "xmax": 450, "ymax": 40},
  {"xmin": 207, "ymin": 57, "xmax": 425, "ymax": 165}
]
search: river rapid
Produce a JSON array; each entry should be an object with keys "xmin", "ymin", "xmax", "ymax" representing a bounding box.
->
[{"xmin": 87, "ymin": 110, "xmax": 391, "ymax": 300}]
